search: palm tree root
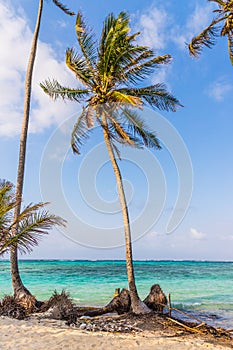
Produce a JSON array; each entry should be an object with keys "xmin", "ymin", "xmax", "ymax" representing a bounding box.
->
[{"xmin": 84, "ymin": 284, "xmax": 167, "ymax": 317}]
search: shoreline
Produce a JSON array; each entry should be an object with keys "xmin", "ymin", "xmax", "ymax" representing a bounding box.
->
[
  {"xmin": 0, "ymin": 316, "xmax": 231, "ymax": 350},
  {"xmin": 1, "ymin": 258, "xmax": 233, "ymax": 262},
  {"xmin": 1, "ymin": 260, "xmax": 233, "ymax": 330}
]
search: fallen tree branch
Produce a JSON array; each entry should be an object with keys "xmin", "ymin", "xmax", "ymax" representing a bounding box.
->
[{"xmin": 167, "ymin": 317, "xmax": 205, "ymax": 334}]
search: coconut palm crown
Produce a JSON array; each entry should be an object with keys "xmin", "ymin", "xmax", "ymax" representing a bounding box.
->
[
  {"xmin": 188, "ymin": 0, "xmax": 233, "ymax": 65},
  {"xmin": 41, "ymin": 11, "xmax": 182, "ymax": 314}
]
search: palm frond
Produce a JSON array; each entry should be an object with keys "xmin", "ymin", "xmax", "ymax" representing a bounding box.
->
[
  {"xmin": 9, "ymin": 202, "xmax": 50, "ymax": 229},
  {"xmin": 118, "ymin": 84, "xmax": 182, "ymax": 112},
  {"xmin": 6, "ymin": 210, "xmax": 66, "ymax": 254},
  {"xmin": 98, "ymin": 110, "xmax": 142, "ymax": 148},
  {"xmin": 0, "ymin": 199, "xmax": 66, "ymax": 256},
  {"xmin": 121, "ymin": 107, "xmax": 161, "ymax": 149},
  {"xmin": 123, "ymin": 54, "xmax": 172, "ymax": 85},
  {"xmin": 111, "ymin": 141, "xmax": 122, "ymax": 160},
  {"xmin": 0, "ymin": 181, "xmax": 15, "ymax": 232},
  {"xmin": 84, "ymin": 106, "xmax": 95, "ymax": 128},
  {"xmin": 110, "ymin": 91, "xmax": 142, "ymax": 107},
  {"xmin": 107, "ymin": 115, "xmax": 138, "ymax": 147},
  {"xmin": 52, "ymin": 0, "xmax": 75, "ymax": 16},
  {"xmin": 123, "ymin": 48, "xmax": 155, "ymax": 69},
  {"xmin": 66, "ymin": 48, "xmax": 94, "ymax": 87},
  {"xmin": 221, "ymin": 11, "xmax": 233, "ymax": 35},
  {"xmin": 71, "ymin": 108, "xmax": 94, "ymax": 154},
  {"xmin": 40, "ymin": 79, "xmax": 90, "ymax": 102},
  {"xmin": 75, "ymin": 12, "xmax": 97, "ymax": 74},
  {"xmin": 98, "ymin": 12, "xmax": 131, "ymax": 82},
  {"xmin": 188, "ymin": 16, "xmax": 225, "ymax": 57}
]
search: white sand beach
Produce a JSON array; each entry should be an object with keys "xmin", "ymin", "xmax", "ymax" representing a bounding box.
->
[{"xmin": 0, "ymin": 317, "xmax": 230, "ymax": 350}]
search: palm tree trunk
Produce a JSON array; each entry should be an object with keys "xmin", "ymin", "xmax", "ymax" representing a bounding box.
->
[
  {"xmin": 10, "ymin": 0, "xmax": 44, "ymax": 298},
  {"xmin": 102, "ymin": 113, "xmax": 150, "ymax": 314}
]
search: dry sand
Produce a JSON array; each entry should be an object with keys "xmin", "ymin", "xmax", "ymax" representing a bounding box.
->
[{"xmin": 0, "ymin": 316, "xmax": 231, "ymax": 350}]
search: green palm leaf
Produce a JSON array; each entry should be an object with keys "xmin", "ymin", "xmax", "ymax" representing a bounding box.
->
[
  {"xmin": 123, "ymin": 54, "xmax": 172, "ymax": 85},
  {"xmin": 98, "ymin": 12, "xmax": 130, "ymax": 80},
  {"xmin": 120, "ymin": 108, "xmax": 161, "ymax": 149},
  {"xmin": 0, "ymin": 181, "xmax": 15, "ymax": 231},
  {"xmin": 0, "ymin": 180, "xmax": 66, "ymax": 256},
  {"xmin": 76, "ymin": 12, "xmax": 97, "ymax": 75},
  {"xmin": 12, "ymin": 209, "xmax": 65, "ymax": 254},
  {"xmin": 40, "ymin": 79, "xmax": 90, "ymax": 102},
  {"xmin": 66, "ymin": 48, "xmax": 94, "ymax": 87},
  {"xmin": 118, "ymin": 84, "xmax": 182, "ymax": 112}
]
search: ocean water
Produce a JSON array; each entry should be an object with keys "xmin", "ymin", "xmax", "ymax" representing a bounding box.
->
[{"xmin": 0, "ymin": 260, "xmax": 233, "ymax": 329}]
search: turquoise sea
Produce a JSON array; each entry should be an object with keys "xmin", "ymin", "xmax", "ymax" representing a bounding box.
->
[{"xmin": 0, "ymin": 260, "xmax": 233, "ymax": 329}]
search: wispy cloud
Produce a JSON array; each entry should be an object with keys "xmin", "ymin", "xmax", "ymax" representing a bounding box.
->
[
  {"xmin": 137, "ymin": 2, "xmax": 214, "ymax": 52},
  {"xmin": 137, "ymin": 6, "xmax": 170, "ymax": 50},
  {"xmin": 135, "ymin": 2, "xmax": 213, "ymax": 86},
  {"xmin": 0, "ymin": 2, "xmax": 77, "ymax": 137},
  {"xmin": 136, "ymin": 6, "xmax": 172, "ymax": 85},
  {"xmin": 206, "ymin": 78, "xmax": 233, "ymax": 102},
  {"xmin": 171, "ymin": 3, "xmax": 214, "ymax": 50},
  {"xmin": 190, "ymin": 227, "xmax": 206, "ymax": 240}
]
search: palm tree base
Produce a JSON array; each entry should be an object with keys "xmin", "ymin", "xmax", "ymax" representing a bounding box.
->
[
  {"xmin": 15, "ymin": 294, "xmax": 38, "ymax": 314},
  {"xmin": 130, "ymin": 299, "xmax": 151, "ymax": 315}
]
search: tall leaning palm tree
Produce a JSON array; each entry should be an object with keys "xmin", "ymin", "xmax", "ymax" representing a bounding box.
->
[
  {"xmin": 188, "ymin": 0, "xmax": 233, "ymax": 65},
  {"xmin": 11, "ymin": 0, "xmax": 74, "ymax": 299},
  {"xmin": 0, "ymin": 180, "xmax": 65, "ymax": 271},
  {"xmin": 41, "ymin": 12, "xmax": 182, "ymax": 314}
]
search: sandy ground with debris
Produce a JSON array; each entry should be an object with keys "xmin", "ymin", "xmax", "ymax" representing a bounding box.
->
[{"xmin": 0, "ymin": 316, "xmax": 231, "ymax": 350}]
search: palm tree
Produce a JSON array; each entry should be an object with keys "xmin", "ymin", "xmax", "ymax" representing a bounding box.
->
[
  {"xmin": 0, "ymin": 179, "xmax": 65, "ymax": 272},
  {"xmin": 11, "ymin": 0, "xmax": 74, "ymax": 299},
  {"xmin": 188, "ymin": 0, "xmax": 233, "ymax": 65},
  {"xmin": 41, "ymin": 11, "xmax": 182, "ymax": 314}
]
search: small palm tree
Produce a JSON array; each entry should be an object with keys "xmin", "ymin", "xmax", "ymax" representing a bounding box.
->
[
  {"xmin": 41, "ymin": 11, "xmax": 182, "ymax": 313},
  {"xmin": 0, "ymin": 180, "xmax": 66, "ymax": 278},
  {"xmin": 11, "ymin": 0, "xmax": 74, "ymax": 299},
  {"xmin": 188, "ymin": 0, "xmax": 233, "ymax": 65}
]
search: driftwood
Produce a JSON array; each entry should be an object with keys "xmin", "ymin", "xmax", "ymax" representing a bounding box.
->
[
  {"xmin": 168, "ymin": 317, "xmax": 205, "ymax": 334},
  {"xmin": 84, "ymin": 288, "xmax": 131, "ymax": 317},
  {"xmin": 143, "ymin": 284, "xmax": 167, "ymax": 313}
]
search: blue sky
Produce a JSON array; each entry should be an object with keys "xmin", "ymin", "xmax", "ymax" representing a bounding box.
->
[{"xmin": 0, "ymin": 0, "xmax": 233, "ymax": 260}]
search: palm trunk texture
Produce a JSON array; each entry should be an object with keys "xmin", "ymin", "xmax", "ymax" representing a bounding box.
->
[
  {"xmin": 10, "ymin": 0, "xmax": 44, "ymax": 298},
  {"xmin": 102, "ymin": 113, "xmax": 150, "ymax": 314}
]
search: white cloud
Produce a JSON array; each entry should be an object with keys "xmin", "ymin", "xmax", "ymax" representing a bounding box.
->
[
  {"xmin": 137, "ymin": 6, "xmax": 170, "ymax": 50},
  {"xmin": 206, "ymin": 78, "xmax": 233, "ymax": 102},
  {"xmin": 0, "ymin": 2, "xmax": 78, "ymax": 137},
  {"xmin": 190, "ymin": 227, "xmax": 206, "ymax": 240},
  {"xmin": 136, "ymin": 6, "xmax": 172, "ymax": 86},
  {"xmin": 137, "ymin": 2, "xmax": 214, "ymax": 52},
  {"xmin": 171, "ymin": 3, "xmax": 214, "ymax": 50}
]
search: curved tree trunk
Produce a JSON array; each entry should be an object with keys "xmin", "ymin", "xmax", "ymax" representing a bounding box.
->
[
  {"xmin": 102, "ymin": 113, "xmax": 150, "ymax": 314},
  {"xmin": 10, "ymin": 0, "xmax": 44, "ymax": 298}
]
